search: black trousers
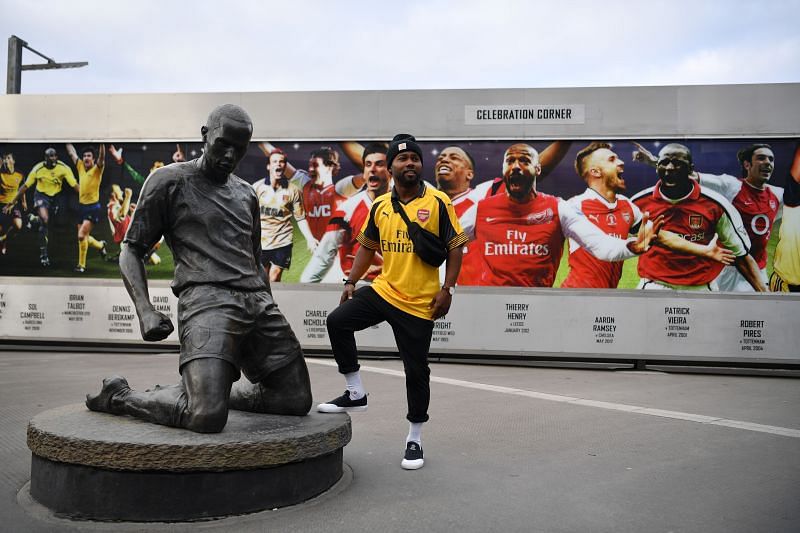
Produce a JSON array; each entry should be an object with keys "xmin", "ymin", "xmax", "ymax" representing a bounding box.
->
[{"xmin": 326, "ymin": 287, "xmax": 434, "ymax": 423}]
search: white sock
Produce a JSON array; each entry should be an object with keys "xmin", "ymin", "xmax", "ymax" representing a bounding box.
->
[
  {"xmin": 406, "ymin": 422, "xmax": 423, "ymax": 445},
  {"xmin": 344, "ymin": 371, "xmax": 366, "ymax": 400}
]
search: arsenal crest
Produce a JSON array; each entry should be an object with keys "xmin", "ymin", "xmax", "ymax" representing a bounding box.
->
[
  {"xmin": 416, "ymin": 209, "xmax": 430, "ymax": 222},
  {"xmin": 689, "ymin": 215, "xmax": 703, "ymax": 229},
  {"xmin": 526, "ymin": 208, "xmax": 554, "ymax": 225},
  {"xmin": 622, "ymin": 211, "xmax": 631, "ymax": 223}
]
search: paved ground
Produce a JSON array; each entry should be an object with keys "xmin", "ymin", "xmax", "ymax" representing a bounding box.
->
[{"xmin": 1, "ymin": 350, "xmax": 799, "ymax": 532}]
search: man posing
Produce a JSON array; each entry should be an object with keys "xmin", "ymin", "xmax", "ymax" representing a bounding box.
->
[
  {"xmin": 460, "ymin": 143, "xmax": 660, "ymax": 287},
  {"xmin": 86, "ymin": 104, "xmax": 312, "ymax": 433},
  {"xmin": 318, "ymin": 134, "xmax": 467, "ymax": 470},
  {"xmin": 252, "ymin": 148, "xmax": 318, "ymax": 282},
  {"xmin": 631, "ymin": 143, "xmax": 765, "ymax": 291},
  {"xmin": 67, "ymin": 144, "xmax": 108, "ymax": 273}
]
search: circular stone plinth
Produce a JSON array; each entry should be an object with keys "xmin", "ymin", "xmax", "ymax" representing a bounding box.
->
[{"xmin": 27, "ymin": 404, "xmax": 351, "ymax": 521}]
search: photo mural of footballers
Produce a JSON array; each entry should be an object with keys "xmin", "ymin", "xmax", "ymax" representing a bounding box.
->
[{"xmin": 1, "ymin": 137, "xmax": 798, "ymax": 293}]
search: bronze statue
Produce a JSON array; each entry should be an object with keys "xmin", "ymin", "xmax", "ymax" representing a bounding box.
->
[{"xmin": 86, "ymin": 104, "xmax": 312, "ymax": 433}]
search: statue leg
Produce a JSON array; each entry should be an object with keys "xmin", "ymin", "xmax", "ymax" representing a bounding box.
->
[
  {"xmin": 229, "ymin": 356, "xmax": 312, "ymax": 416},
  {"xmin": 85, "ymin": 358, "xmax": 237, "ymax": 433}
]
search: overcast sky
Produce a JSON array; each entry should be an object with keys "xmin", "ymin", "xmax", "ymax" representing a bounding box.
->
[{"xmin": 2, "ymin": 0, "xmax": 799, "ymax": 95}]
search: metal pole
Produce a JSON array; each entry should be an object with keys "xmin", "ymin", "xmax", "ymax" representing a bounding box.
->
[
  {"xmin": 7, "ymin": 35, "xmax": 24, "ymax": 94},
  {"xmin": 6, "ymin": 35, "xmax": 88, "ymax": 94}
]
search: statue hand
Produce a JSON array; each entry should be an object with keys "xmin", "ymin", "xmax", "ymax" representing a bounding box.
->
[{"xmin": 139, "ymin": 308, "xmax": 174, "ymax": 341}]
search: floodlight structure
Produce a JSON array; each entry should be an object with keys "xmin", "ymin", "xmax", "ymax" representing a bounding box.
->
[{"xmin": 7, "ymin": 35, "xmax": 88, "ymax": 94}]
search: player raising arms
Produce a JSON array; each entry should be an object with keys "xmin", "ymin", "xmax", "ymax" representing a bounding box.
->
[
  {"xmin": 434, "ymin": 142, "xmax": 571, "ymax": 285},
  {"xmin": 634, "ymin": 142, "xmax": 782, "ymax": 291},
  {"xmin": 631, "ymin": 143, "xmax": 765, "ymax": 291},
  {"xmin": 460, "ymin": 143, "xmax": 662, "ymax": 287},
  {"xmin": 252, "ymin": 148, "xmax": 318, "ymax": 282},
  {"xmin": 66, "ymin": 144, "xmax": 109, "ymax": 273},
  {"xmin": 562, "ymin": 142, "xmax": 734, "ymax": 288},
  {"xmin": 4, "ymin": 147, "xmax": 79, "ymax": 267}
]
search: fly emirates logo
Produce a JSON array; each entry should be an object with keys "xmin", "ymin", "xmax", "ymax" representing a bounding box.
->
[
  {"xmin": 381, "ymin": 229, "xmax": 415, "ymax": 253},
  {"xmin": 485, "ymin": 229, "xmax": 550, "ymax": 256}
]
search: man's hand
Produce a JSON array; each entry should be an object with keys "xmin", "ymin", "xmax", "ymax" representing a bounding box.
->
[
  {"xmin": 139, "ymin": 308, "xmax": 175, "ymax": 341},
  {"xmin": 702, "ymin": 235, "xmax": 735, "ymax": 265},
  {"xmin": 627, "ymin": 212, "xmax": 665, "ymax": 254},
  {"xmin": 306, "ymin": 236, "xmax": 320, "ymax": 253},
  {"xmin": 428, "ymin": 289, "xmax": 452, "ymax": 320},
  {"xmin": 631, "ymin": 141, "xmax": 657, "ymax": 167},
  {"xmin": 2, "ymin": 203, "xmax": 13, "ymax": 215},
  {"xmin": 340, "ymin": 283, "xmax": 355, "ymax": 304},
  {"xmin": 173, "ymin": 144, "xmax": 185, "ymax": 163},
  {"xmin": 124, "ymin": 188, "xmax": 133, "ymax": 199},
  {"xmin": 108, "ymin": 144, "xmax": 124, "ymax": 165}
]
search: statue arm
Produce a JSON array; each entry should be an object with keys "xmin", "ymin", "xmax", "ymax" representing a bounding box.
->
[{"xmin": 120, "ymin": 243, "xmax": 174, "ymax": 341}]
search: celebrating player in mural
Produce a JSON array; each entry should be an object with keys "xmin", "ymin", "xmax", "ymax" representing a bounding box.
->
[
  {"xmin": 435, "ymin": 141, "xmax": 571, "ymax": 285},
  {"xmin": 4, "ymin": 147, "xmax": 78, "ymax": 267},
  {"xmin": 460, "ymin": 143, "xmax": 662, "ymax": 287},
  {"xmin": 252, "ymin": 148, "xmax": 318, "ymax": 282},
  {"xmin": 634, "ymin": 142, "xmax": 783, "ymax": 291},
  {"xmin": 0, "ymin": 153, "xmax": 26, "ymax": 256},
  {"xmin": 66, "ymin": 144, "xmax": 108, "ymax": 273},
  {"xmin": 327, "ymin": 143, "xmax": 390, "ymax": 280},
  {"xmin": 631, "ymin": 143, "xmax": 766, "ymax": 291},
  {"xmin": 770, "ymin": 143, "xmax": 800, "ymax": 292},
  {"xmin": 562, "ymin": 142, "xmax": 734, "ymax": 289}
]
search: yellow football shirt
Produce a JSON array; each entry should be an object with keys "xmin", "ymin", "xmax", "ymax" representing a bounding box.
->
[
  {"xmin": 0, "ymin": 171, "xmax": 24, "ymax": 203},
  {"xmin": 25, "ymin": 161, "xmax": 77, "ymax": 197},
  {"xmin": 77, "ymin": 160, "xmax": 104, "ymax": 205},
  {"xmin": 357, "ymin": 182, "xmax": 467, "ymax": 319}
]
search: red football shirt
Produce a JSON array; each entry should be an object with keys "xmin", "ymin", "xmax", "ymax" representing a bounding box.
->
[
  {"xmin": 632, "ymin": 181, "xmax": 750, "ymax": 286},
  {"xmin": 561, "ymin": 189, "xmax": 641, "ymax": 288},
  {"xmin": 302, "ymin": 181, "xmax": 346, "ymax": 241},
  {"xmin": 333, "ymin": 191, "xmax": 382, "ymax": 279},
  {"xmin": 468, "ymin": 192, "xmax": 564, "ymax": 287}
]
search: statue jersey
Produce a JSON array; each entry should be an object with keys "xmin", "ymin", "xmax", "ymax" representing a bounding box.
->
[
  {"xmin": 125, "ymin": 159, "xmax": 266, "ymax": 296},
  {"xmin": 632, "ymin": 181, "xmax": 751, "ymax": 287},
  {"xmin": 561, "ymin": 189, "xmax": 642, "ymax": 289}
]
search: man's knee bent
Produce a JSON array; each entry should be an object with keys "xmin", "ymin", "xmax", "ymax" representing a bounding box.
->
[{"xmin": 183, "ymin": 403, "xmax": 229, "ymax": 433}]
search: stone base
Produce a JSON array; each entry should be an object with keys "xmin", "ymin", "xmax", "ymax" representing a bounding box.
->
[{"xmin": 27, "ymin": 404, "xmax": 351, "ymax": 522}]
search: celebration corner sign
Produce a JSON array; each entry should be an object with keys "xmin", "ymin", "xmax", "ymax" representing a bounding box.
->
[{"xmin": 465, "ymin": 104, "xmax": 586, "ymax": 125}]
